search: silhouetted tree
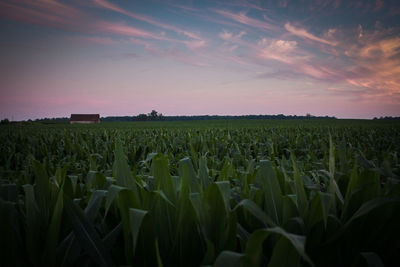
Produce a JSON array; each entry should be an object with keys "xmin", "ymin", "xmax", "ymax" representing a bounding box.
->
[
  {"xmin": 137, "ymin": 114, "xmax": 148, "ymax": 121},
  {"xmin": 1, "ymin": 118, "xmax": 10, "ymax": 124},
  {"xmin": 149, "ymin": 110, "xmax": 158, "ymax": 120}
]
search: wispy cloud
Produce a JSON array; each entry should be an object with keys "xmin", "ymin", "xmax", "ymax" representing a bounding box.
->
[
  {"xmin": 93, "ymin": 0, "xmax": 183, "ymax": 34},
  {"xmin": 92, "ymin": 0, "xmax": 206, "ymax": 49},
  {"xmin": 215, "ymin": 1, "xmax": 269, "ymax": 12},
  {"xmin": 70, "ymin": 36, "xmax": 119, "ymax": 46},
  {"xmin": 0, "ymin": 0, "xmax": 85, "ymax": 31},
  {"xmin": 219, "ymin": 30, "xmax": 246, "ymax": 42},
  {"xmin": 183, "ymin": 40, "xmax": 206, "ymax": 50},
  {"xmin": 97, "ymin": 22, "xmax": 168, "ymax": 40},
  {"xmin": 211, "ymin": 9, "xmax": 278, "ymax": 31},
  {"xmin": 257, "ymin": 38, "xmax": 299, "ymax": 64},
  {"xmin": 284, "ymin": 22, "xmax": 337, "ymax": 46},
  {"xmin": 166, "ymin": 3, "xmax": 199, "ymax": 13}
]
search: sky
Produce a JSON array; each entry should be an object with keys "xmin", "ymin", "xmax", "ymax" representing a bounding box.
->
[{"xmin": 0, "ymin": 0, "xmax": 400, "ymax": 120}]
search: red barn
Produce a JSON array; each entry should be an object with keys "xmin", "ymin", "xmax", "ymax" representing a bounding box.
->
[{"xmin": 70, "ymin": 114, "xmax": 100, "ymax": 124}]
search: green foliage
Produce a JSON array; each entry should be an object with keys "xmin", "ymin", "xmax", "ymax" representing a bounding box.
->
[{"xmin": 0, "ymin": 120, "xmax": 399, "ymax": 266}]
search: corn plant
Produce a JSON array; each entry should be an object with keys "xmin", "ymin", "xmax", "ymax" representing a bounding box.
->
[{"xmin": 0, "ymin": 120, "xmax": 399, "ymax": 266}]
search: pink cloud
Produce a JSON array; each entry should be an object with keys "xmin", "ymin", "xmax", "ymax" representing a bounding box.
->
[
  {"xmin": 183, "ymin": 40, "xmax": 206, "ymax": 50},
  {"xmin": 211, "ymin": 9, "xmax": 278, "ymax": 31},
  {"xmin": 97, "ymin": 22, "xmax": 168, "ymax": 40},
  {"xmin": 219, "ymin": 30, "xmax": 246, "ymax": 42},
  {"xmin": 0, "ymin": 0, "xmax": 201, "ymax": 51},
  {"xmin": 92, "ymin": 0, "xmax": 207, "ymax": 48},
  {"xmin": 71, "ymin": 36, "xmax": 118, "ymax": 45},
  {"xmin": 257, "ymin": 38, "xmax": 299, "ymax": 64},
  {"xmin": 216, "ymin": 1, "xmax": 269, "ymax": 12},
  {"xmin": 219, "ymin": 31, "xmax": 233, "ymax": 41},
  {"xmin": 167, "ymin": 3, "xmax": 199, "ymax": 13},
  {"xmin": 5, "ymin": 0, "xmax": 84, "ymax": 20},
  {"xmin": 0, "ymin": 1, "xmax": 83, "ymax": 31},
  {"xmin": 93, "ymin": 0, "xmax": 182, "ymax": 34},
  {"xmin": 254, "ymin": 24, "xmax": 400, "ymax": 103},
  {"xmin": 285, "ymin": 22, "xmax": 337, "ymax": 46}
]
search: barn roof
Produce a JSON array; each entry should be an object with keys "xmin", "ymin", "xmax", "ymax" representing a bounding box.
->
[{"xmin": 70, "ymin": 114, "xmax": 100, "ymax": 121}]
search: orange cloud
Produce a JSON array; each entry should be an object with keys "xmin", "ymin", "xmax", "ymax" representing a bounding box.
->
[{"xmin": 343, "ymin": 36, "xmax": 400, "ymax": 98}]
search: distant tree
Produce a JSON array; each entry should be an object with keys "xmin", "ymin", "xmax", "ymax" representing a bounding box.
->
[
  {"xmin": 0, "ymin": 118, "xmax": 10, "ymax": 124},
  {"xmin": 137, "ymin": 114, "xmax": 148, "ymax": 121},
  {"xmin": 306, "ymin": 113, "xmax": 312, "ymax": 118},
  {"xmin": 148, "ymin": 110, "xmax": 158, "ymax": 120}
]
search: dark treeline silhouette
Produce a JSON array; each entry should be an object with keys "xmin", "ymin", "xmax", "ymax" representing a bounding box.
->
[
  {"xmin": 373, "ymin": 116, "xmax": 400, "ymax": 120},
  {"xmin": 131, "ymin": 114, "xmax": 336, "ymax": 121},
  {"xmin": 22, "ymin": 113, "xmax": 338, "ymax": 124}
]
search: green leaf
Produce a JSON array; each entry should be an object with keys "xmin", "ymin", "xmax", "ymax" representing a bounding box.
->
[
  {"xmin": 214, "ymin": 251, "xmax": 243, "ymax": 267},
  {"xmin": 64, "ymin": 197, "xmax": 113, "ymax": 267},
  {"xmin": 113, "ymin": 141, "xmax": 139, "ymax": 201},
  {"xmin": 33, "ymin": 160, "xmax": 50, "ymax": 219},
  {"xmin": 118, "ymin": 188, "xmax": 140, "ymax": 263},
  {"xmin": 103, "ymin": 222, "xmax": 122, "ymax": 252},
  {"xmin": 104, "ymin": 185, "xmax": 125, "ymax": 219},
  {"xmin": 344, "ymin": 197, "xmax": 400, "ymax": 228},
  {"xmin": 342, "ymin": 169, "xmax": 381, "ymax": 222},
  {"xmin": 23, "ymin": 184, "xmax": 41, "ymax": 266},
  {"xmin": 282, "ymin": 195, "xmax": 298, "ymax": 225},
  {"xmin": 152, "ymin": 154, "xmax": 177, "ymax": 204},
  {"xmin": 85, "ymin": 190, "xmax": 106, "ymax": 222},
  {"xmin": 308, "ymin": 192, "xmax": 332, "ymax": 229},
  {"xmin": 215, "ymin": 181, "xmax": 231, "ymax": 213},
  {"xmin": 244, "ymin": 227, "xmax": 314, "ymax": 267},
  {"xmin": 256, "ymin": 160, "xmax": 283, "ymax": 225},
  {"xmin": 290, "ymin": 153, "xmax": 308, "ymax": 219},
  {"xmin": 129, "ymin": 208, "xmax": 149, "ymax": 255},
  {"xmin": 359, "ymin": 252, "xmax": 384, "ymax": 267},
  {"xmin": 201, "ymin": 183, "xmax": 228, "ymax": 252},
  {"xmin": 234, "ymin": 199, "xmax": 276, "ymax": 227},
  {"xmin": 199, "ymin": 156, "xmax": 211, "ymax": 190},
  {"xmin": 179, "ymin": 157, "xmax": 201, "ymax": 193},
  {"xmin": 202, "ymin": 238, "xmax": 216, "ymax": 265},
  {"xmin": 268, "ymin": 237, "xmax": 301, "ymax": 267},
  {"xmin": 328, "ymin": 135, "xmax": 344, "ymax": 205},
  {"xmin": 43, "ymin": 185, "xmax": 64, "ymax": 266}
]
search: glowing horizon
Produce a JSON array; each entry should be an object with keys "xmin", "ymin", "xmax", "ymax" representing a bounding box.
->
[{"xmin": 1, "ymin": 0, "xmax": 399, "ymax": 120}]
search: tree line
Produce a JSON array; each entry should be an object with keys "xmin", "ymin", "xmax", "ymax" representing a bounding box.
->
[{"xmin": 3, "ymin": 110, "xmax": 340, "ymax": 124}]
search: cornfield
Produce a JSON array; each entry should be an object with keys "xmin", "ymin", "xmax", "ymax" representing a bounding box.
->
[{"xmin": 1, "ymin": 120, "xmax": 399, "ymax": 266}]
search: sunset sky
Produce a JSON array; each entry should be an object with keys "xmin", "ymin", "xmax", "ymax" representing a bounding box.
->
[{"xmin": 1, "ymin": 0, "xmax": 400, "ymax": 120}]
